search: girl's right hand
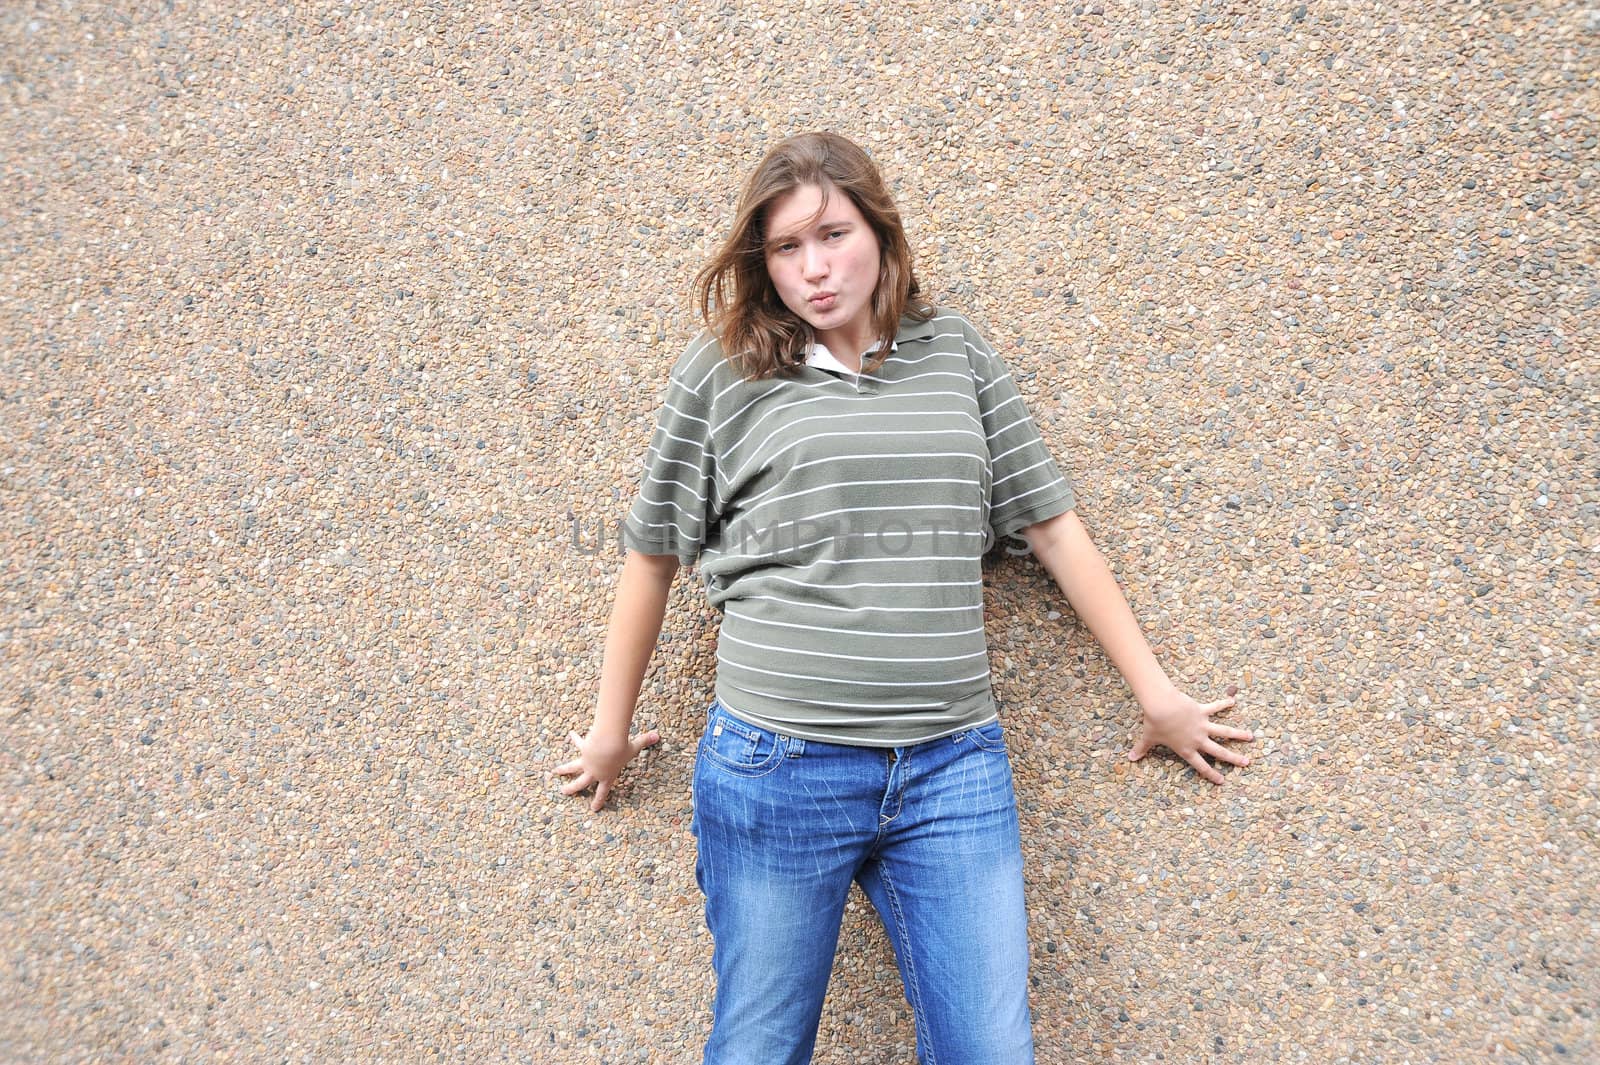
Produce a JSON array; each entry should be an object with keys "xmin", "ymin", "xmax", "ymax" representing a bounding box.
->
[{"xmin": 553, "ymin": 725, "xmax": 662, "ymax": 812}]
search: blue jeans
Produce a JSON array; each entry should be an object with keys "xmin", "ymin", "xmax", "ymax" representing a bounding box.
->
[{"xmin": 690, "ymin": 697, "xmax": 1035, "ymax": 1065}]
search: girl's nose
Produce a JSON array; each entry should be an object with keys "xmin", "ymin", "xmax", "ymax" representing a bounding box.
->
[{"xmin": 802, "ymin": 245, "xmax": 827, "ymax": 279}]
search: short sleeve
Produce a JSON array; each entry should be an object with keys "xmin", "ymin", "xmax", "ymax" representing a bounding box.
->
[
  {"xmin": 969, "ymin": 328, "xmax": 1076, "ymax": 542},
  {"xmin": 620, "ymin": 360, "xmax": 723, "ymax": 567}
]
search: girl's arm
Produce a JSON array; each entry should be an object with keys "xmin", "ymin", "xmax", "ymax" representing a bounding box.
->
[
  {"xmin": 553, "ymin": 548, "xmax": 679, "ymax": 811},
  {"xmin": 1019, "ymin": 510, "xmax": 1254, "ymax": 785}
]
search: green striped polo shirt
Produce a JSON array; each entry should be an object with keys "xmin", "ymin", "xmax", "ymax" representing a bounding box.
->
[{"xmin": 620, "ymin": 308, "xmax": 1076, "ymax": 746}]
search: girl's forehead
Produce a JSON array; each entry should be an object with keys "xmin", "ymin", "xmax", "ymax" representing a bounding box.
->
[{"xmin": 766, "ymin": 182, "xmax": 857, "ymax": 237}]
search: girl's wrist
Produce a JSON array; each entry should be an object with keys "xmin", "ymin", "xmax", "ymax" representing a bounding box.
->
[
  {"xmin": 588, "ymin": 703, "xmax": 635, "ymax": 744},
  {"xmin": 1132, "ymin": 672, "xmax": 1178, "ymax": 708}
]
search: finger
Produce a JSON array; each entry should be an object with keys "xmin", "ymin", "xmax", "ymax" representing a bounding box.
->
[
  {"xmin": 1202, "ymin": 694, "xmax": 1240, "ymax": 716},
  {"xmin": 1200, "ymin": 738, "xmax": 1251, "ymax": 768},
  {"xmin": 559, "ymin": 772, "xmax": 594, "ymax": 797},
  {"xmin": 1182, "ymin": 750, "xmax": 1225, "ymax": 786},
  {"xmin": 591, "ymin": 780, "xmax": 611, "ymax": 812},
  {"xmin": 569, "ymin": 730, "xmax": 585, "ymax": 748},
  {"xmin": 1207, "ymin": 723, "xmax": 1255, "ymax": 743},
  {"xmin": 552, "ymin": 760, "xmax": 580, "ymax": 777},
  {"xmin": 632, "ymin": 729, "xmax": 662, "ymax": 754},
  {"xmin": 1127, "ymin": 734, "xmax": 1151, "ymax": 761}
]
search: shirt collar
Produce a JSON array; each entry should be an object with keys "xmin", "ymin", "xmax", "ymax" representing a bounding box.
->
[{"xmin": 803, "ymin": 337, "xmax": 896, "ymax": 375}]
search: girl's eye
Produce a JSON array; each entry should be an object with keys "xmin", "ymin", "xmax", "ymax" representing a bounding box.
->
[{"xmin": 827, "ymin": 229, "xmax": 846, "ymax": 240}]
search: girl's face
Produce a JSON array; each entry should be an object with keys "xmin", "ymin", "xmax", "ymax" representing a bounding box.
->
[{"xmin": 763, "ymin": 182, "xmax": 882, "ymax": 355}]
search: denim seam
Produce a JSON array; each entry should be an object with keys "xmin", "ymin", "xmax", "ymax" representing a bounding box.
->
[
  {"xmin": 965, "ymin": 722, "xmax": 1007, "ymax": 755},
  {"xmin": 701, "ymin": 705, "xmax": 787, "ymax": 777},
  {"xmin": 878, "ymin": 860, "xmax": 934, "ymax": 1063},
  {"xmin": 877, "ymin": 752, "xmax": 905, "ymax": 830},
  {"xmin": 700, "ymin": 753, "xmax": 785, "ymax": 778},
  {"xmin": 699, "ymin": 737, "xmax": 785, "ymax": 778}
]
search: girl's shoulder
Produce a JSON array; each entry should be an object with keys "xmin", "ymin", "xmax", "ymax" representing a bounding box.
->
[
  {"xmin": 666, "ymin": 328, "xmax": 737, "ymax": 387},
  {"xmin": 905, "ymin": 304, "xmax": 985, "ymax": 340}
]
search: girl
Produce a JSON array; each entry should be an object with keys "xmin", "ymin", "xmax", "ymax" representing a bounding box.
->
[{"xmin": 555, "ymin": 131, "xmax": 1254, "ymax": 1064}]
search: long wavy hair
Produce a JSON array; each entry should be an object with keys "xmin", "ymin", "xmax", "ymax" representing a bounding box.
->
[{"xmin": 693, "ymin": 131, "xmax": 936, "ymax": 381}]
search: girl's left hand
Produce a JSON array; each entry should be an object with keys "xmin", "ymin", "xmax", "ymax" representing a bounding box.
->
[{"xmin": 1127, "ymin": 682, "xmax": 1254, "ymax": 786}]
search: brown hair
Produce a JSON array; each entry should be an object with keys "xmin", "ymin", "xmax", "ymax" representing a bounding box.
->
[{"xmin": 693, "ymin": 131, "xmax": 935, "ymax": 381}]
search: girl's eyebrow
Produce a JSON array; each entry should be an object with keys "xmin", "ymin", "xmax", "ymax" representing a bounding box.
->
[{"xmin": 766, "ymin": 219, "xmax": 854, "ymax": 248}]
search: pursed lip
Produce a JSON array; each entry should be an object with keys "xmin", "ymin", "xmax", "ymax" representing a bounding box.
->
[{"xmin": 808, "ymin": 291, "xmax": 837, "ymax": 303}]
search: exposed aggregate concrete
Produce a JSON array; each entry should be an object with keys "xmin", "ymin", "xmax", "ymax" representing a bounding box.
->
[{"xmin": 1, "ymin": 1, "xmax": 1595, "ymax": 1061}]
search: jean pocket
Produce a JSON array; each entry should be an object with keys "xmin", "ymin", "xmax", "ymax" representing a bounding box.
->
[
  {"xmin": 957, "ymin": 719, "xmax": 1008, "ymax": 754},
  {"xmin": 700, "ymin": 703, "xmax": 786, "ymax": 777}
]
